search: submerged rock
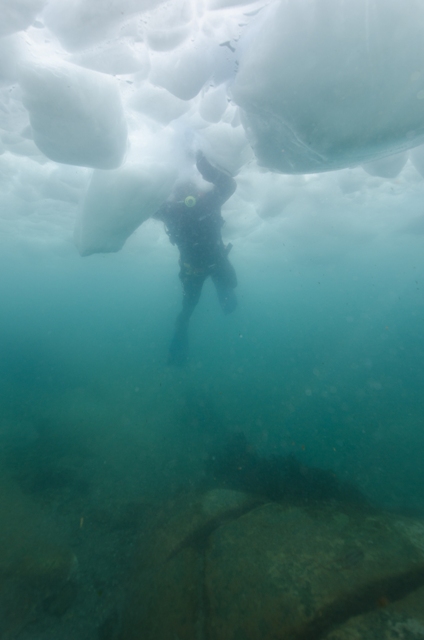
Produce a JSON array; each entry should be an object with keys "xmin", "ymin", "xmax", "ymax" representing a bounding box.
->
[
  {"xmin": 205, "ymin": 504, "xmax": 424, "ymax": 639},
  {"xmin": 135, "ymin": 488, "xmax": 262, "ymax": 568},
  {"xmin": 119, "ymin": 489, "xmax": 424, "ymax": 640},
  {"xmin": 324, "ymin": 585, "xmax": 424, "ymax": 639}
]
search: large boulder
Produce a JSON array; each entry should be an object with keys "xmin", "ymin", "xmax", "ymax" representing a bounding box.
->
[
  {"xmin": 323, "ymin": 518, "xmax": 424, "ymax": 639},
  {"xmin": 325, "ymin": 585, "xmax": 424, "ymax": 639},
  {"xmin": 131, "ymin": 488, "xmax": 261, "ymax": 569},
  {"xmin": 119, "ymin": 489, "xmax": 424, "ymax": 640}
]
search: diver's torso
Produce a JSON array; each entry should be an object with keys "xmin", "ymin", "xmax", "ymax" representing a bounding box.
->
[{"xmin": 163, "ymin": 193, "xmax": 224, "ymax": 269}]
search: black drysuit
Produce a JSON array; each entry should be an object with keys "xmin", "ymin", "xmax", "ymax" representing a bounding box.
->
[{"xmin": 154, "ymin": 154, "xmax": 237, "ymax": 364}]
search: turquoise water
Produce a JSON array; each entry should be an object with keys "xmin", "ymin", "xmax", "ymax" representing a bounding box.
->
[
  {"xmin": 2, "ymin": 2, "xmax": 424, "ymax": 636},
  {"xmin": 1, "ymin": 210, "xmax": 424, "ymax": 637},
  {"xmin": 2, "ymin": 226, "xmax": 424, "ymax": 514}
]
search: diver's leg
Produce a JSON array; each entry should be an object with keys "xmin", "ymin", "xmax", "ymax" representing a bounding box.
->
[
  {"xmin": 212, "ymin": 256, "xmax": 238, "ymax": 315},
  {"xmin": 168, "ymin": 271, "xmax": 205, "ymax": 365}
]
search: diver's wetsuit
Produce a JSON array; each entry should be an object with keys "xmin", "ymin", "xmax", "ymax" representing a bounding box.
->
[{"xmin": 154, "ymin": 153, "xmax": 237, "ymax": 365}]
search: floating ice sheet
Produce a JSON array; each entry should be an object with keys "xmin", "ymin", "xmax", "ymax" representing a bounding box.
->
[
  {"xmin": 232, "ymin": 0, "xmax": 424, "ymax": 173},
  {"xmin": 74, "ymin": 160, "xmax": 176, "ymax": 256},
  {"xmin": 19, "ymin": 60, "xmax": 128, "ymax": 169}
]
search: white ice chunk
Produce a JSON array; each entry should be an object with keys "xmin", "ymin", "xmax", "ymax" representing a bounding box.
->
[
  {"xmin": 0, "ymin": 36, "xmax": 23, "ymax": 86},
  {"xmin": 0, "ymin": 86, "xmax": 31, "ymax": 147},
  {"xmin": 0, "ymin": 126, "xmax": 44, "ymax": 160},
  {"xmin": 200, "ymin": 120, "xmax": 253, "ymax": 175},
  {"xmin": 237, "ymin": 170, "xmax": 303, "ymax": 220},
  {"xmin": 232, "ymin": 0, "xmax": 424, "ymax": 174},
  {"xmin": 199, "ymin": 85, "xmax": 228, "ymax": 123},
  {"xmin": 362, "ymin": 152, "xmax": 408, "ymax": 179},
  {"xmin": 144, "ymin": 0, "xmax": 193, "ymax": 53},
  {"xmin": 207, "ymin": 0, "xmax": 264, "ymax": 9},
  {"xmin": 200, "ymin": 9, "xmax": 244, "ymax": 84},
  {"xmin": 43, "ymin": 0, "xmax": 166, "ymax": 52},
  {"xmin": 19, "ymin": 60, "xmax": 128, "ymax": 169},
  {"xmin": 130, "ymin": 83, "xmax": 190, "ymax": 125},
  {"xmin": 41, "ymin": 169, "xmax": 84, "ymax": 204},
  {"xmin": 71, "ymin": 40, "xmax": 150, "ymax": 77},
  {"xmin": 150, "ymin": 34, "xmax": 214, "ymax": 100},
  {"xmin": 74, "ymin": 160, "xmax": 176, "ymax": 256},
  {"xmin": 5, "ymin": 138, "xmax": 41, "ymax": 158},
  {"xmin": 144, "ymin": 24, "xmax": 191, "ymax": 52},
  {"xmin": 410, "ymin": 145, "xmax": 424, "ymax": 178},
  {"xmin": 0, "ymin": 0, "xmax": 46, "ymax": 37}
]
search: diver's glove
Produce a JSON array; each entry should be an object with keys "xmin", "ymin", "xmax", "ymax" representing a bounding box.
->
[{"xmin": 196, "ymin": 150, "xmax": 233, "ymax": 183}]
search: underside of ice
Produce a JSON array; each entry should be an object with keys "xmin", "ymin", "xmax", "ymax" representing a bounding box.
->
[
  {"xmin": 0, "ymin": 0, "xmax": 46, "ymax": 38},
  {"xmin": 2, "ymin": 0, "xmax": 424, "ymax": 254},
  {"xmin": 74, "ymin": 159, "xmax": 176, "ymax": 256},
  {"xmin": 232, "ymin": 0, "xmax": 424, "ymax": 173},
  {"xmin": 19, "ymin": 61, "xmax": 128, "ymax": 169}
]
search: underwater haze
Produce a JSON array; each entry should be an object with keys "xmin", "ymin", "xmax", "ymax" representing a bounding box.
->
[
  {"xmin": 2, "ymin": 192, "xmax": 424, "ymax": 514},
  {"xmin": 2, "ymin": 0, "xmax": 424, "ymax": 637}
]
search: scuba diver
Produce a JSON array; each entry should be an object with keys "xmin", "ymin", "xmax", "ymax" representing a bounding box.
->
[{"xmin": 154, "ymin": 150, "xmax": 237, "ymax": 366}]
